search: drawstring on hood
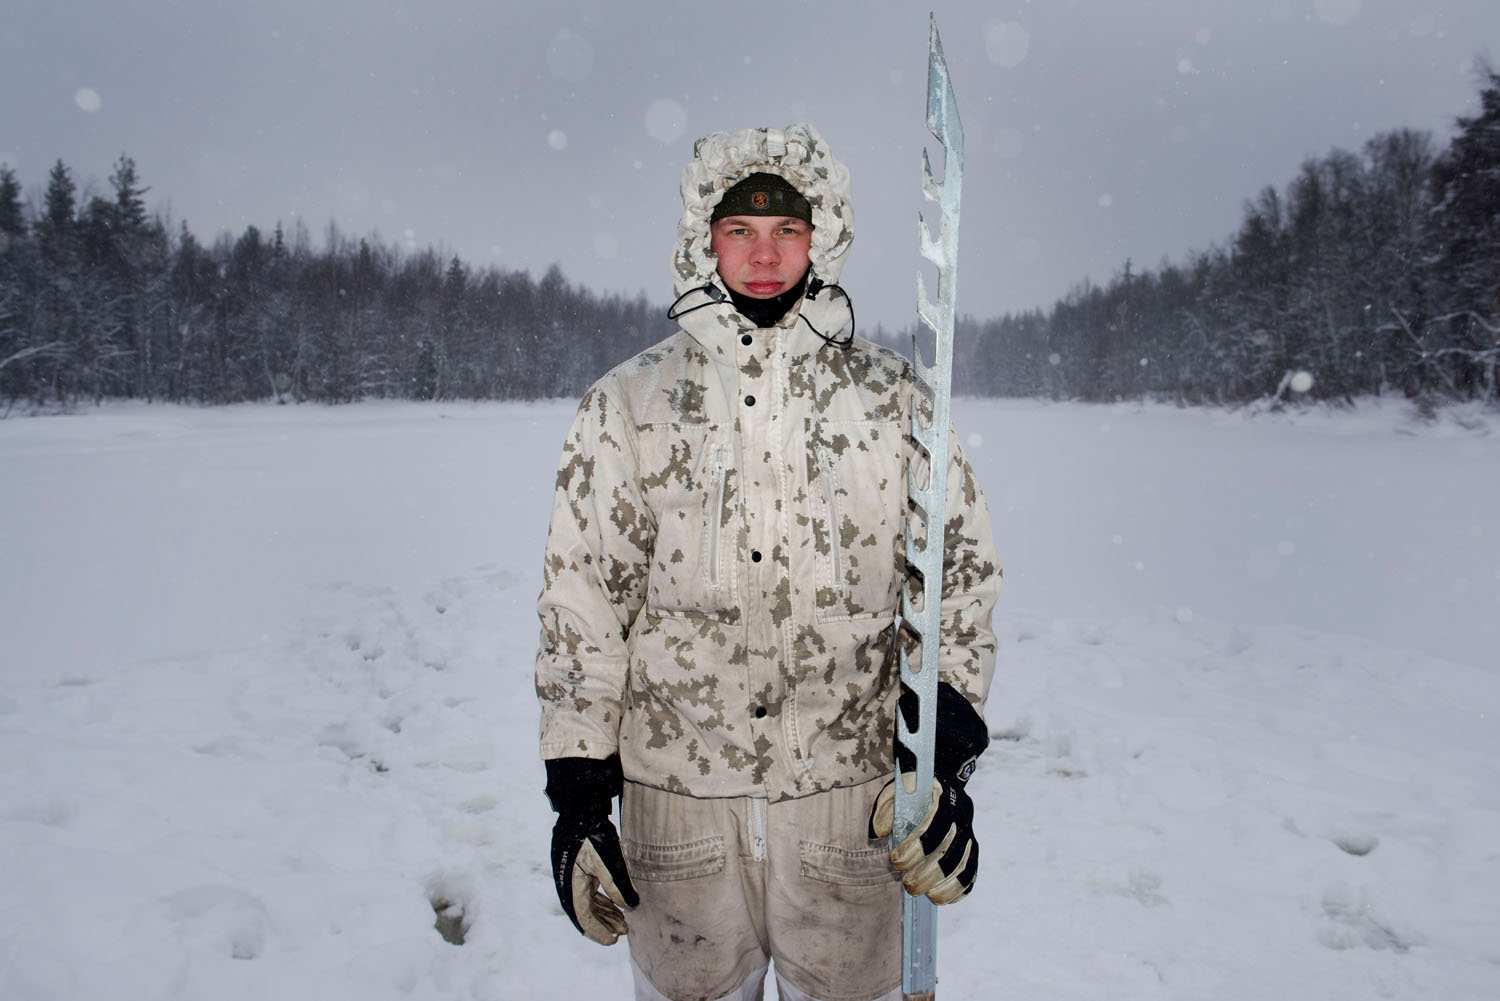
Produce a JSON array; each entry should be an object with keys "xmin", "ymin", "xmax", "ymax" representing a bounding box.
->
[
  {"xmin": 666, "ymin": 273, "xmax": 856, "ymax": 349},
  {"xmin": 802, "ymin": 276, "xmax": 856, "ymax": 349}
]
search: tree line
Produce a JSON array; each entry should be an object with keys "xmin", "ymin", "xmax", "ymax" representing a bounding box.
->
[
  {"xmin": 0, "ymin": 157, "xmax": 665, "ymax": 408},
  {"xmin": 1, "ymin": 65, "xmax": 1496, "ymax": 410},
  {"xmin": 944, "ymin": 64, "xmax": 1499, "ymax": 405}
]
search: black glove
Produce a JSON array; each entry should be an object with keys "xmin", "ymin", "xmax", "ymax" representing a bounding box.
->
[
  {"xmin": 545, "ymin": 755, "xmax": 640, "ymax": 945},
  {"xmin": 868, "ymin": 681, "xmax": 989, "ymax": 904}
]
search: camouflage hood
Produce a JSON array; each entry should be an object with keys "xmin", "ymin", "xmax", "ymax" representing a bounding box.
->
[{"xmin": 672, "ymin": 123, "xmax": 855, "ymax": 299}]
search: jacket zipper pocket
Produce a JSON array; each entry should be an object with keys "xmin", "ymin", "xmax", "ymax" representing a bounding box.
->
[
  {"xmin": 817, "ymin": 446, "xmax": 844, "ymax": 593},
  {"xmin": 707, "ymin": 444, "xmax": 728, "ymax": 591}
]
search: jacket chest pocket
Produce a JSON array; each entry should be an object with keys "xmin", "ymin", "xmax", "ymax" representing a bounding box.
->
[
  {"xmin": 638, "ymin": 423, "xmax": 740, "ymax": 620},
  {"xmin": 806, "ymin": 419, "xmax": 902, "ymax": 622}
]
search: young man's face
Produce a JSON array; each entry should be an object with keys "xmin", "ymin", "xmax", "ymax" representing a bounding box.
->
[{"xmin": 709, "ymin": 215, "xmax": 813, "ymax": 299}]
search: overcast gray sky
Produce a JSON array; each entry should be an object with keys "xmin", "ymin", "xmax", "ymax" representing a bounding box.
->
[{"xmin": 5, "ymin": 0, "xmax": 1497, "ymax": 331}]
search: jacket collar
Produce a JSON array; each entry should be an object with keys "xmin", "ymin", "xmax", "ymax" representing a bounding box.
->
[{"xmin": 673, "ymin": 280, "xmax": 854, "ymax": 360}]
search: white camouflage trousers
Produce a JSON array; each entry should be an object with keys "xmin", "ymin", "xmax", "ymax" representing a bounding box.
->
[{"xmin": 621, "ymin": 778, "xmax": 903, "ymax": 1001}]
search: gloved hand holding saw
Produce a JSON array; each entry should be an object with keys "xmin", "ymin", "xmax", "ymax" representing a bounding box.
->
[{"xmin": 868, "ymin": 681, "xmax": 989, "ymax": 904}]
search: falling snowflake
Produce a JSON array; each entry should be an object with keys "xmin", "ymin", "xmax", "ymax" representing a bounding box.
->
[
  {"xmin": 1315, "ymin": 0, "xmax": 1361, "ymax": 26},
  {"xmin": 645, "ymin": 99, "xmax": 686, "ymax": 145},
  {"xmin": 546, "ymin": 29, "xmax": 593, "ymax": 84},
  {"xmin": 984, "ymin": 22, "xmax": 1030, "ymax": 68}
]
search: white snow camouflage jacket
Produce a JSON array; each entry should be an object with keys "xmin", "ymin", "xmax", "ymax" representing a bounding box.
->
[{"xmin": 536, "ymin": 123, "xmax": 1001, "ymax": 801}]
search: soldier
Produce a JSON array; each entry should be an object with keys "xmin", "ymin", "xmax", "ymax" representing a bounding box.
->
[{"xmin": 536, "ymin": 123, "xmax": 1001, "ymax": 1001}]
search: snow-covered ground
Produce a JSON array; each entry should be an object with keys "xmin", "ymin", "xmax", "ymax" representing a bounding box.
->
[{"xmin": 1, "ymin": 397, "xmax": 1496, "ymax": 1000}]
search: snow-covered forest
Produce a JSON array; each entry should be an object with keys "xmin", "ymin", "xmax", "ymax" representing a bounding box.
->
[
  {"xmin": 952, "ymin": 67, "xmax": 1500, "ymax": 404},
  {"xmin": 2, "ymin": 67, "xmax": 1496, "ymax": 411},
  {"xmin": 0, "ymin": 159, "xmax": 665, "ymax": 408}
]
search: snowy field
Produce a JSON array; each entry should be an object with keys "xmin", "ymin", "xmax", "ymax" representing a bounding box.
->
[{"xmin": 1, "ymin": 397, "xmax": 1496, "ymax": 1000}]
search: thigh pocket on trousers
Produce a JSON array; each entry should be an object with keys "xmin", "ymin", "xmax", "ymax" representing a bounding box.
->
[
  {"xmin": 798, "ymin": 841, "xmax": 899, "ymax": 888},
  {"xmin": 623, "ymin": 835, "xmax": 727, "ymax": 883}
]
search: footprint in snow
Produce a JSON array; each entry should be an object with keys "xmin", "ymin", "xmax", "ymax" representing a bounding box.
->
[
  {"xmin": 1331, "ymin": 831, "xmax": 1380, "ymax": 857},
  {"xmin": 461, "ymin": 795, "xmax": 498, "ymax": 814},
  {"xmin": 161, "ymin": 884, "xmax": 270, "ymax": 960},
  {"xmin": 425, "ymin": 871, "xmax": 477, "ymax": 946},
  {"xmin": 1, "ymin": 798, "xmax": 77, "ymax": 828},
  {"xmin": 1316, "ymin": 881, "xmax": 1421, "ymax": 953}
]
